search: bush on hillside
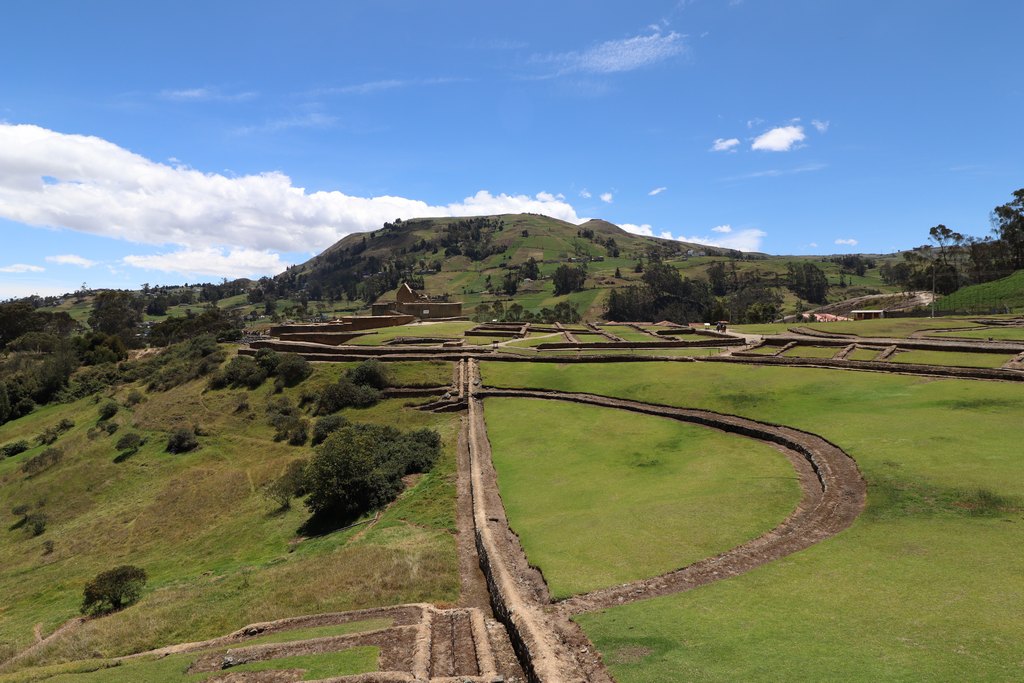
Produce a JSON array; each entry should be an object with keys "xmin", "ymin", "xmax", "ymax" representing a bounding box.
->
[
  {"xmin": 345, "ymin": 360, "xmax": 390, "ymax": 390},
  {"xmin": 311, "ymin": 414, "xmax": 348, "ymax": 446},
  {"xmin": 21, "ymin": 447, "xmax": 63, "ymax": 477},
  {"xmin": 115, "ymin": 432, "xmax": 143, "ymax": 453},
  {"xmin": 1, "ymin": 440, "xmax": 30, "ymax": 458},
  {"xmin": 304, "ymin": 424, "xmax": 441, "ymax": 521},
  {"xmin": 81, "ymin": 565, "xmax": 147, "ymax": 615},
  {"xmin": 314, "ymin": 379, "xmax": 380, "ymax": 414},
  {"xmin": 264, "ymin": 459, "xmax": 309, "ymax": 510},
  {"xmin": 274, "ymin": 353, "xmax": 312, "ymax": 389},
  {"xmin": 36, "ymin": 419, "xmax": 75, "ymax": 446},
  {"xmin": 98, "ymin": 401, "xmax": 119, "ymax": 421},
  {"xmin": 209, "ymin": 355, "xmax": 267, "ymax": 390},
  {"xmin": 165, "ymin": 427, "xmax": 198, "ymax": 454}
]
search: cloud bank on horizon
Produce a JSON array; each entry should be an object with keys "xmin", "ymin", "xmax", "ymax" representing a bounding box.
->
[{"xmin": 0, "ymin": 123, "xmax": 766, "ymax": 283}]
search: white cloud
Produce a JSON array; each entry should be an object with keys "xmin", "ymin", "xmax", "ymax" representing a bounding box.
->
[
  {"xmin": 159, "ymin": 87, "xmax": 256, "ymax": 102},
  {"xmin": 835, "ymin": 238, "xmax": 858, "ymax": 246},
  {"xmin": 620, "ymin": 223, "xmax": 654, "ymax": 237},
  {"xmin": 711, "ymin": 137, "xmax": 740, "ymax": 152},
  {"xmin": 314, "ymin": 77, "xmax": 470, "ymax": 96},
  {"xmin": 746, "ymin": 118, "xmax": 763, "ymax": 129},
  {"xmin": 808, "ymin": 242, "xmax": 818, "ymax": 248},
  {"xmin": 600, "ymin": 192, "xmax": 613, "ymax": 203},
  {"xmin": 620, "ymin": 222, "xmax": 765, "ymax": 252},
  {"xmin": 45, "ymin": 254, "xmax": 97, "ymax": 268},
  {"xmin": 811, "ymin": 119, "xmax": 830, "ymax": 133},
  {"xmin": 123, "ymin": 247, "xmax": 290, "ymax": 279},
  {"xmin": 648, "ymin": 186, "xmax": 667, "ymax": 196},
  {"xmin": 536, "ymin": 30, "xmax": 685, "ymax": 75},
  {"xmin": 0, "ymin": 124, "xmax": 588, "ymax": 264},
  {"xmin": 0, "ymin": 263, "xmax": 44, "ymax": 273},
  {"xmin": 579, "ymin": 189, "xmax": 592, "ymax": 198},
  {"xmin": 751, "ymin": 125, "xmax": 805, "ymax": 152},
  {"xmin": 232, "ymin": 112, "xmax": 337, "ymax": 136},
  {"xmin": 720, "ymin": 163, "xmax": 826, "ymax": 182},
  {"xmin": 1, "ymin": 282, "xmax": 70, "ymax": 300}
]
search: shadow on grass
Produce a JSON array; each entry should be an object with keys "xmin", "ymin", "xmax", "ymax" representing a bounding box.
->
[
  {"xmin": 867, "ymin": 470, "xmax": 1022, "ymax": 519},
  {"xmin": 297, "ymin": 508, "xmax": 366, "ymax": 537}
]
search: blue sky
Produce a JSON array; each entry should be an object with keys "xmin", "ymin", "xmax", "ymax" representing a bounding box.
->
[{"xmin": 1, "ymin": 0, "xmax": 1021, "ymax": 299}]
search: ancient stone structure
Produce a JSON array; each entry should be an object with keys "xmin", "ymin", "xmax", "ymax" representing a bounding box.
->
[{"xmin": 371, "ymin": 282, "xmax": 463, "ymax": 319}]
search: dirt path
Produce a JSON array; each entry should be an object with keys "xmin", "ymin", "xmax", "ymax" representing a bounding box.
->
[{"xmin": 475, "ymin": 388, "xmax": 866, "ymax": 617}]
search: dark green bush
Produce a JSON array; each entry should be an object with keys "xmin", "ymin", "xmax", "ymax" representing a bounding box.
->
[
  {"xmin": 345, "ymin": 360, "xmax": 390, "ymax": 390},
  {"xmin": 165, "ymin": 427, "xmax": 198, "ymax": 454},
  {"xmin": 98, "ymin": 401, "xmax": 119, "ymax": 421},
  {"xmin": 274, "ymin": 353, "xmax": 312, "ymax": 389},
  {"xmin": 1, "ymin": 440, "xmax": 30, "ymax": 458},
  {"xmin": 210, "ymin": 355, "xmax": 267, "ymax": 390},
  {"xmin": 115, "ymin": 432, "xmax": 143, "ymax": 452},
  {"xmin": 311, "ymin": 414, "xmax": 348, "ymax": 446},
  {"xmin": 264, "ymin": 459, "xmax": 309, "ymax": 509},
  {"xmin": 24, "ymin": 512, "xmax": 47, "ymax": 536},
  {"xmin": 81, "ymin": 565, "xmax": 147, "ymax": 615},
  {"xmin": 305, "ymin": 424, "xmax": 441, "ymax": 520},
  {"xmin": 314, "ymin": 379, "xmax": 379, "ymax": 415},
  {"xmin": 254, "ymin": 348, "xmax": 280, "ymax": 374}
]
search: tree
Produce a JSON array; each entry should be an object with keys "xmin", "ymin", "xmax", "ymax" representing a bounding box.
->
[
  {"xmin": 786, "ymin": 262, "xmax": 829, "ymax": 304},
  {"xmin": 992, "ymin": 188, "xmax": 1024, "ymax": 271},
  {"xmin": 0, "ymin": 383, "xmax": 9, "ymax": 425},
  {"xmin": 274, "ymin": 353, "xmax": 312, "ymax": 388},
  {"xmin": 81, "ymin": 565, "xmax": 147, "ymax": 615},
  {"xmin": 552, "ymin": 265, "xmax": 587, "ymax": 296},
  {"xmin": 521, "ymin": 257, "xmax": 540, "ymax": 280},
  {"xmin": 87, "ymin": 291, "xmax": 143, "ymax": 342},
  {"xmin": 166, "ymin": 427, "xmax": 198, "ymax": 453},
  {"xmin": 502, "ymin": 271, "xmax": 519, "ymax": 295}
]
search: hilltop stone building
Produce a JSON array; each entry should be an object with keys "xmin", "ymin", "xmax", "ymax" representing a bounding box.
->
[{"xmin": 371, "ymin": 282, "xmax": 463, "ymax": 319}]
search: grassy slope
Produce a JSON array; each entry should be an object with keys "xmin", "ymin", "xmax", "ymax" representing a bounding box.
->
[
  {"xmin": 0, "ymin": 359, "xmax": 458, "ymax": 670},
  {"xmin": 801, "ymin": 317, "xmax": 983, "ymax": 338},
  {"xmin": 936, "ymin": 269, "xmax": 1024, "ymax": 312},
  {"xmin": 889, "ymin": 350, "xmax": 1012, "ymax": 368},
  {"xmin": 483, "ymin": 398, "xmax": 799, "ymax": 598},
  {"xmin": 481, "ymin": 361, "xmax": 1024, "ymax": 681}
]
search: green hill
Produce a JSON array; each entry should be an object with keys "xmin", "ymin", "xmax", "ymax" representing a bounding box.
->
[
  {"xmin": 0, "ymin": 351, "xmax": 459, "ymax": 670},
  {"xmin": 936, "ymin": 269, "xmax": 1024, "ymax": 313}
]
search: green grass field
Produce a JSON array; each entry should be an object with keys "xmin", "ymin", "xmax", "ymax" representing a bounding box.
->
[
  {"xmin": 347, "ymin": 321, "xmax": 476, "ymax": 345},
  {"xmin": 782, "ymin": 345, "xmax": 842, "ymax": 359},
  {"xmin": 847, "ymin": 347, "xmax": 883, "ymax": 361},
  {"xmin": 802, "ymin": 317, "xmax": 983, "ymax": 338},
  {"xmin": 0, "ymin": 645, "xmax": 378, "ymax": 683},
  {"xmin": 936, "ymin": 269, "xmax": 1024, "ymax": 312},
  {"xmin": 481, "ymin": 361, "xmax": 1024, "ymax": 681},
  {"xmin": 929, "ymin": 326, "xmax": 1024, "ymax": 341},
  {"xmin": 483, "ymin": 398, "xmax": 799, "ymax": 598},
  {"xmin": 0, "ymin": 359, "xmax": 458, "ymax": 672},
  {"xmin": 598, "ymin": 325, "xmax": 660, "ymax": 343},
  {"xmin": 889, "ymin": 350, "xmax": 1012, "ymax": 368}
]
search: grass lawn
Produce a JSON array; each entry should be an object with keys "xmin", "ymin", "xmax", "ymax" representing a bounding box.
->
[
  {"xmin": 929, "ymin": 326, "xmax": 1024, "ymax": 341},
  {"xmin": 481, "ymin": 361, "xmax": 1024, "ymax": 681},
  {"xmin": 483, "ymin": 398, "xmax": 800, "ymax": 598},
  {"xmin": 847, "ymin": 347, "xmax": 883, "ymax": 361},
  {"xmin": 802, "ymin": 317, "xmax": 982, "ymax": 338},
  {"xmin": 347, "ymin": 321, "xmax": 476, "ymax": 345},
  {"xmin": 0, "ymin": 362, "xmax": 458, "ymax": 672},
  {"xmin": 599, "ymin": 325, "xmax": 660, "ymax": 343},
  {"xmin": 742, "ymin": 344, "xmax": 782, "ymax": 355},
  {"xmin": 783, "ymin": 345, "xmax": 842, "ymax": 359},
  {"xmin": 889, "ymin": 350, "xmax": 1012, "ymax": 368},
  {"xmin": 0, "ymin": 645, "xmax": 378, "ymax": 683}
]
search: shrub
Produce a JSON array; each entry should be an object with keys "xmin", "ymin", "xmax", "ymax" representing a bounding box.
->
[
  {"xmin": 24, "ymin": 512, "xmax": 47, "ymax": 536},
  {"xmin": 81, "ymin": 565, "xmax": 147, "ymax": 615},
  {"xmin": 314, "ymin": 379, "xmax": 380, "ymax": 415},
  {"xmin": 305, "ymin": 424, "xmax": 441, "ymax": 520},
  {"xmin": 274, "ymin": 353, "xmax": 312, "ymax": 389},
  {"xmin": 98, "ymin": 401, "xmax": 119, "ymax": 421},
  {"xmin": 254, "ymin": 348, "xmax": 280, "ymax": 374},
  {"xmin": 345, "ymin": 360, "xmax": 390, "ymax": 390},
  {"xmin": 124, "ymin": 389, "xmax": 144, "ymax": 406},
  {"xmin": 264, "ymin": 459, "xmax": 309, "ymax": 509},
  {"xmin": 36, "ymin": 419, "xmax": 74, "ymax": 446},
  {"xmin": 211, "ymin": 355, "xmax": 267, "ymax": 390},
  {"xmin": 115, "ymin": 432, "xmax": 143, "ymax": 452},
  {"xmin": 1, "ymin": 440, "xmax": 30, "ymax": 458},
  {"xmin": 104, "ymin": 422, "xmax": 119, "ymax": 435},
  {"xmin": 311, "ymin": 414, "xmax": 348, "ymax": 446},
  {"xmin": 166, "ymin": 427, "xmax": 198, "ymax": 454},
  {"xmin": 22, "ymin": 447, "xmax": 63, "ymax": 477}
]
